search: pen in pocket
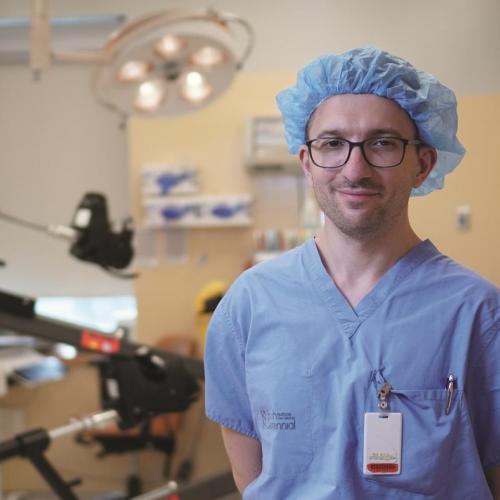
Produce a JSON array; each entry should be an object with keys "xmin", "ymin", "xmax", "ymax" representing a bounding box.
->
[{"xmin": 445, "ymin": 374, "xmax": 456, "ymax": 415}]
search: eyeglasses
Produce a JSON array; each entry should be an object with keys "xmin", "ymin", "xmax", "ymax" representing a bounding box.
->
[{"xmin": 305, "ymin": 136, "xmax": 422, "ymax": 169}]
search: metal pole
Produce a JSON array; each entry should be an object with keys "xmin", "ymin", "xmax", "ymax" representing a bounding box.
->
[
  {"xmin": 48, "ymin": 410, "xmax": 118, "ymax": 440},
  {"xmin": 30, "ymin": 0, "xmax": 51, "ymax": 76}
]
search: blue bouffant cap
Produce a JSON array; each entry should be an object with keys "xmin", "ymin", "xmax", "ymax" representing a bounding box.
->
[{"xmin": 276, "ymin": 47, "xmax": 465, "ymax": 196}]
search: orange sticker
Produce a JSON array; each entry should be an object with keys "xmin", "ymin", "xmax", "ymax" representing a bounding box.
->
[{"xmin": 81, "ymin": 330, "xmax": 120, "ymax": 353}]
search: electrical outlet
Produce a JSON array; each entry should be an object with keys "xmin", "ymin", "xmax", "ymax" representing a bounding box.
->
[{"xmin": 456, "ymin": 205, "xmax": 471, "ymax": 231}]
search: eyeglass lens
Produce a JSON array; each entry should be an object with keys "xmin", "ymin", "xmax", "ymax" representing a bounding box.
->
[{"xmin": 309, "ymin": 137, "xmax": 407, "ymax": 168}]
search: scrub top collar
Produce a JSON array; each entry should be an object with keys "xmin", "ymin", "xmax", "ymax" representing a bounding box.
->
[{"xmin": 305, "ymin": 238, "xmax": 439, "ymax": 339}]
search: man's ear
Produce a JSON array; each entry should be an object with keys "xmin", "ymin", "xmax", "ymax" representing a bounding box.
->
[
  {"xmin": 298, "ymin": 145, "xmax": 313, "ymax": 186},
  {"xmin": 414, "ymin": 146, "xmax": 438, "ymax": 189}
]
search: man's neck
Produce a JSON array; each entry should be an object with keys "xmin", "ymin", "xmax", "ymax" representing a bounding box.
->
[{"xmin": 314, "ymin": 219, "xmax": 421, "ymax": 308}]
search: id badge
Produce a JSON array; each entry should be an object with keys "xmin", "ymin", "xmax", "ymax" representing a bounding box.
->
[{"xmin": 363, "ymin": 412, "xmax": 402, "ymax": 475}]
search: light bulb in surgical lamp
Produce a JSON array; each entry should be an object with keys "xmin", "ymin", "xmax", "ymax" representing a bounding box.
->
[
  {"xmin": 190, "ymin": 46, "xmax": 225, "ymax": 68},
  {"xmin": 179, "ymin": 71, "xmax": 213, "ymax": 103},
  {"xmin": 135, "ymin": 79, "xmax": 166, "ymax": 112},
  {"xmin": 155, "ymin": 34, "xmax": 185, "ymax": 59},
  {"xmin": 116, "ymin": 60, "xmax": 153, "ymax": 82}
]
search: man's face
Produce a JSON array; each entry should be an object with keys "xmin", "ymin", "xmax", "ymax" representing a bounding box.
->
[{"xmin": 298, "ymin": 94, "xmax": 435, "ymax": 240}]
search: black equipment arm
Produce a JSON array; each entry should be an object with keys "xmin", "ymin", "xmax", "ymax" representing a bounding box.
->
[
  {"xmin": 0, "ymin": 411, "xmax": 118, "ymax": 499},
  {"xmin": 0, "ymin": 289, "xmax": 203, "ymax": 428},
  {"xmin": 0, "ymin": 291, "xmax": 204, "ymax": 380},
  {"xmin": 0, "ymin": 290, "xmax": 223, "ymax": 497}
]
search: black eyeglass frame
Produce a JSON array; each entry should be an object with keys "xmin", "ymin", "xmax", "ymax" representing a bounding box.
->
[{"xmin": 305, "ymin": 136, "xmax": 422, "ymax": 169}]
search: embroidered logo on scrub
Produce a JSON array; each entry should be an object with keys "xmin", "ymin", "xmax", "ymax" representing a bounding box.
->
[{"xmin": 260, "ymin": 410, "xmax": 296, "ymax": 430}]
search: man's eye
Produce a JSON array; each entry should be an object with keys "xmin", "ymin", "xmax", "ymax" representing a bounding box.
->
[
  {"xmin": 319, "ymin": 139, "xmax": 345, "ymax": 149},
  {"xmin": 370, "ymin": 138, "xmax": 399, "ymax": 148}
]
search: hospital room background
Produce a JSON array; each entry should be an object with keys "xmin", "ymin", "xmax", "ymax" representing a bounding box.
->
[{"xmin": 0, "ymin": 0, "xmax": 498, "ymax": 498}]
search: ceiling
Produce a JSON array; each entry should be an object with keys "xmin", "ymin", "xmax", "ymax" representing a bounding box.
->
[{"xmin": 1, "ymin": 0, "xmax": 498, "ymax": 94}]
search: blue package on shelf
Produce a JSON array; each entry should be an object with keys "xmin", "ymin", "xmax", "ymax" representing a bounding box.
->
[
  {"xmin": 161, "ymin": 205, "xmax": 201, "ymax": 220},
  {"xmin": 156, "ymin": 173, "xmax": 193, "ymax": 195},
  {"xmin": 142, "ymin": 164, "xmax": 199, "ymax": 197},
  {"xmin": 212, "ymin": 204, "xmax": 247, "ymax": 218},
  {"xmin": 143, "ymin": 195, "xmax": 253, "ymax": 228}
]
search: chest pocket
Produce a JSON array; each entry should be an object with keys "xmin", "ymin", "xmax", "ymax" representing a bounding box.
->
[
  {"xmin": 363, "ymin": 388, "xmax": 489, "ymax": 498},
  {"xmin": 247, "ymin": 362, "xmax": 314, "ymax": 475}
]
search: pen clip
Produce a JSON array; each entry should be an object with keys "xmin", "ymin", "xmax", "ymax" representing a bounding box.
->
[{"xmin": 445, "ymin": 374, "xmax": 456, "ymax": 415}]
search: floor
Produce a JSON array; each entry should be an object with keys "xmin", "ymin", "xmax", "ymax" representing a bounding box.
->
[{"xmin": 2, "ymin": 491, "xmax": 241, "ymax": 500}]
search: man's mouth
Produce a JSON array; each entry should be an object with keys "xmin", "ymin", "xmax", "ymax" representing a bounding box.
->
[{"xmin": 336, "ymin": 188, "xmax": 381, "ymax": 197}]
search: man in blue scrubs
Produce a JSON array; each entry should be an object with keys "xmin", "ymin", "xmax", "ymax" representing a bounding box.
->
[{"xmin": 204, "ymin": 48, "xmax": 500, "ymax": 499}]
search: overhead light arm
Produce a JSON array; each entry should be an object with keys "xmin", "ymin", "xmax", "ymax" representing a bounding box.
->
[
  {"xmin": 30, "ymin": 0, "xmax": 51, "ymax": 77},
  {"xmin": 30, "ymin": 0, "xmax": 111, "ymax": 67},
  {"xmin": 216, "ymin": 12, "xmax": 254, "ymax": 70}
]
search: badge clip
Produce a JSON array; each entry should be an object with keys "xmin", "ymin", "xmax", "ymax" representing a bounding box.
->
[{"xmin": 377, "ymin": 382, "xmax": 392, "ymax": 411}]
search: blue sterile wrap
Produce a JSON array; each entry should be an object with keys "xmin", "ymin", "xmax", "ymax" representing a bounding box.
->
[{"xmin": 276, "ymin": 47, "xmax": 466, "ymax": 196}]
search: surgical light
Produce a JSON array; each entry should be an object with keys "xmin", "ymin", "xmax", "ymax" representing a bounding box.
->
[{"xmin": 29, "ymin": 3, "xmax": 254, "ymax": 117}]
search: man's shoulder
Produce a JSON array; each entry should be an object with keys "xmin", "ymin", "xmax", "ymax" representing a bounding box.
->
[
  {"xmin": 221, "ymin": 241, "xmax": 311, "ymax": 307},
  {"xmin": 238, "ymin": 241, "xmax": 310, "ymax": 284},
  {"xmin": 424, "ymin": 247, "xmax": 498, "ymax": 293},
  {"xmin": 212, "ymin": 242, "xmax": 312, "ymax": 337}
]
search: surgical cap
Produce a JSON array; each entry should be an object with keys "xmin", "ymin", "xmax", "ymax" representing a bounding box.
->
[{"xmin": 276, "ymin": 47, "xmax": 466, "ymax": 196}]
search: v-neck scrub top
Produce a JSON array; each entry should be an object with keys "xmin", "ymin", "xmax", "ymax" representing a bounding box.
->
[{"xmin": 204, "ymin": 239, "xmax": 500, "ymax": 499}]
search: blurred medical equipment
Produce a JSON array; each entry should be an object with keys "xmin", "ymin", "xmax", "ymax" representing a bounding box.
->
[
  {"xmin": 78, "ymin": 335, "xmax": 198, "ymax": 497},
  {"xmin": 0, "ymin": 410, "xmax": 120, "ymax": 499},
  {"xmin": 29, "ymin": 0, "xmax": 254, "ymax": 117},
  {"xmin": 0, "ymin": 407, "xmax": 236, "ymax": 499},
  {"xmin": 0, "ymin": 192, "xmax": 135, "ymax": 278},
  {"xmin": 0, "ymin": 289, "xmax": 207, "ymax": 499}
]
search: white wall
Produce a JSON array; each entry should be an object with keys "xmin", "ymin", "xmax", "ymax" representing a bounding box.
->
[
  {"xmin": 0, "ymin": 63, "xmax": 131, "ymax": 297},
  {"xmin": 0, "ymin": 0, "xmax": 499, "ymax": 297}
]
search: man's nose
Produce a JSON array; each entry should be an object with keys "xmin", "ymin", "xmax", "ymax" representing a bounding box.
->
[{"xmin": 341, "ymin": 144, "xmax": 373, "ymax": 181}]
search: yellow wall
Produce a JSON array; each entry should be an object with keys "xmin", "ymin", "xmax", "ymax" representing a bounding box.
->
[
  {"xmin": 411, "ymin": 94, "xmax": 500, "ymax": 283},
  {"xmin": 128, "ymin": 71, "xmax": 299, "ymax": 344}
]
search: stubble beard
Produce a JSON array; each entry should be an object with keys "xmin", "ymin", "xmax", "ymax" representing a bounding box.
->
[{"xmin": 312, "ymin": 181, "xmax": 411, "ymax": 241}]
